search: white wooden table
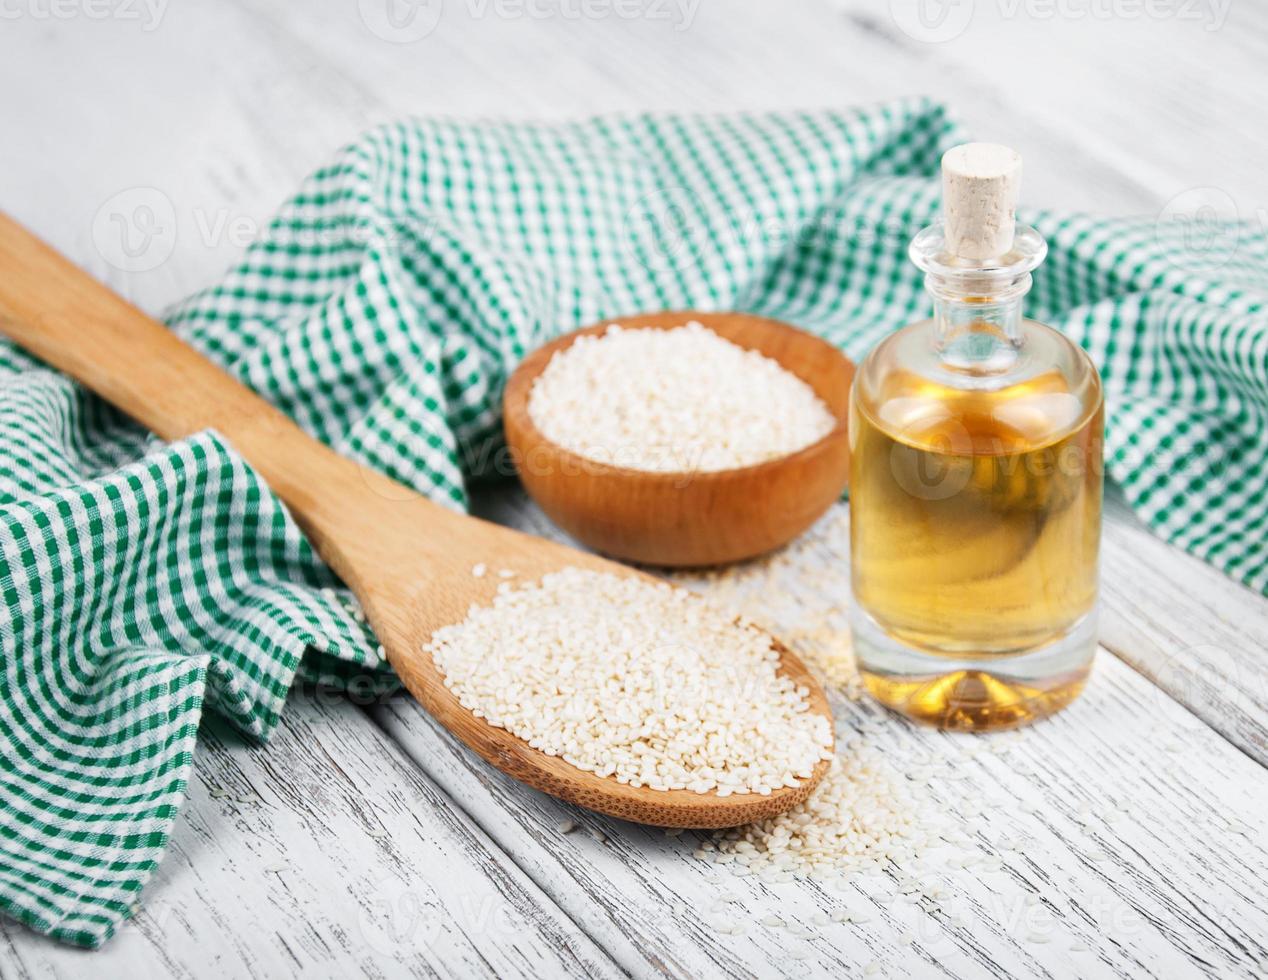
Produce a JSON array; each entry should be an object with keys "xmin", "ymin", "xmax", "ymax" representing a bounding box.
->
[{"xmin": 3, "ymin": 2, "xmax": 1267, "ymax": 976}]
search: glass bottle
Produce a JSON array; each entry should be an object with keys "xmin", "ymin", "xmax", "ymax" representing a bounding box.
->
[{"xmin": 848, "ymin": 144, "xmax": 1103, "ymax": 731}]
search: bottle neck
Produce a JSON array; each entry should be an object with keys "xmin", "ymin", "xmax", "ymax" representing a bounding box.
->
[
  {"xmin": 909, "ymin": 221, "xmax": 1048, "ymax": 375},
  {"xmin": 928, "ymin": 271, "xmax": 1031, "ymax": 372}
]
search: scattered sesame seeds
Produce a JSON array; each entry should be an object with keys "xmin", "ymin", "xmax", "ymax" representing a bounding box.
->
[
  {"xmin": 704, "ymin": 743, "xmax": 932, "ymax": 877},
  {"xmin": 471, "ymin": 563, "xmax": 487, "ymax": 578},
  {"xmin": 426, "ymin": 568, "xmax": 833, "ymax": 794},
  {"xmin": 664, "ymin": 505, "xmax": 953, "ymax": 883},
  {"xmin": 671, "ymin": 506, "xmax": 861, "ymax": 694},
  {"xmin": 527, "ymin": 322, "xmax": 836, "ymax": 473},
  {"xmin": 556, "ymin": 819, "xmax": 577, "ymax": 834}
]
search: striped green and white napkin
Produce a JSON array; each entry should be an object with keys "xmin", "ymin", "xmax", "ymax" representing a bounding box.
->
[{"xmin": 2, "ymin": 99, "xmax": 1265, "ymax": 947}]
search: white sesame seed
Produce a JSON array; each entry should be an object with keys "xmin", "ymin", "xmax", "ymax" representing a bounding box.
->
[
  {"xmin": 427, "ymin": 569, "xmax": 832, "ymax": 795},
  {"xmin": 659, "ymin": 503, "xmax": 941, "ymax": 881},
  {"xmin": 527, "ymin": 322, "xmax": 835, "ymax": 473},
  {"xmin": 471, "ymin": 563, "xmax": 487, "ymax": 578},
  {"xmin": 703, "ymin": 743, "xmax": 934, "ymax": 879}
]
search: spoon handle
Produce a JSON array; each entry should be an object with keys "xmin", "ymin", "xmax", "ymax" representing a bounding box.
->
[
  {"xmin": 0, "ymin": 215, "xmax": 295, "ymax": 450},
  {"xmin": 0, "ymin": 211, "xmax": 405, "ymax": 583}
]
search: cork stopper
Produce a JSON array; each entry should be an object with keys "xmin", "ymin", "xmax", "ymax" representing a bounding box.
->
[{"xmin": 941, "ymin": 143, "xmax": 1022, "ymax": 261}]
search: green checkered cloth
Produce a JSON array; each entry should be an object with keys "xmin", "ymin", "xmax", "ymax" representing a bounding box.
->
[{"xmin": 2, "ymin": 99, "xmax": 1266, "ymax": 947}]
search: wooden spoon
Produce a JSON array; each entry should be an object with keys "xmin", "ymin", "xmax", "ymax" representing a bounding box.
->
[{"xmin": 0, "ymin": 213, "xmax": 833, "ymax": 828}]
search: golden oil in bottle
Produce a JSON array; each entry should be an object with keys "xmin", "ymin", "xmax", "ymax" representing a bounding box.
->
[{"xmin": 848, "ymin": 144, "xmax": 1104, "ymax": 731}]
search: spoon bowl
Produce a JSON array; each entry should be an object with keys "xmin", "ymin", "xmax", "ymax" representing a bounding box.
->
[
  {"xmin": 503, "ymin": 311, "xmax": 855, "ymax": 567},
  {"xmin": 0, "ymin": 216, "xmax": 833, "ymax": 828},
  {"xmin": 363, "ymin": 503, "xmax": 835, "ymax": 826}
]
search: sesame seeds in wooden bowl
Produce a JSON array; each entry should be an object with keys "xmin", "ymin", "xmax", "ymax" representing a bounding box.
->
[{"xmin": 502, "ymin": 311, "xmax": 855, "ymax": 567}]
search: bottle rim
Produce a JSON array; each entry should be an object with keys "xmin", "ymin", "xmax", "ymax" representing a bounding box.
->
[{"xmin": 909, "ymin": 221, "xmax": 1048, "ymax": 282}]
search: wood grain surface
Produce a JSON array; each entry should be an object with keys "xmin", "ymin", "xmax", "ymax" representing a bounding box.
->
[{"xmin": 2, "ymin": 0, "xmax": 1267, "ymax": 976}]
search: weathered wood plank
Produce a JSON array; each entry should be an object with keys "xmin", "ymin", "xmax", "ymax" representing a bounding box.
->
[
  {"xmin": 0, "ymin": 692, "xmax": 621, "ymax": 980},
  {"xmin": 4, "ymin": 1, "xmax": 1268, "ymax": 976},
  {"xmin": 361, "ymin": 488, "xmax": 1268, "ymax": 980},
  {"xmin": 1100, "ymin": 488, "xmax": 1268, "ymax": 766},
  {"xmin": 374, "ymin": 643, "xmax": 1268, "ymax": 979}
]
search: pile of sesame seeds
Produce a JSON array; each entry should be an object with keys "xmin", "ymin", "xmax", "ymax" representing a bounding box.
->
[
  {"xmin": 426, "ymin": 567, "xmax": 834, "ymax": 795},
  {"xmin": 699, "ymin": 746, "xmax": 931, "ymax": 878},
  {"xmin": 527, "ymin": 322, "xmax": 836, "ymax": 473}
]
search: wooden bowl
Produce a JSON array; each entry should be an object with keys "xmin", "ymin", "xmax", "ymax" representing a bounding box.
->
[{"xmin": 502, "ymin": 311, "xmax": 855, "ymax": 567}]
